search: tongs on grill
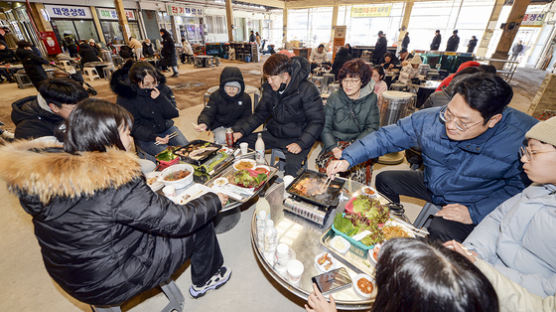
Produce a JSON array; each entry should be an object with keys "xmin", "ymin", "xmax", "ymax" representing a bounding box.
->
[{"xmin": 320, "ymin": 174, "xmax": 335, "ymax": 193}]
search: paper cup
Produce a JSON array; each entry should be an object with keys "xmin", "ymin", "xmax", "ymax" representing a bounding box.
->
[
  {"xmin": 276, "ymin": 243, "xmax": 290, "ymax": 267},
  {"xmin": 240, "ymin": 142, "xmax": 249, "ymax": 155},
  {"xmin": 162, "ymin": 185, "xmax": 176, "ymax": 197},
  {"xmin": 287, "ymin": 259, "xmax": 304, "ymax": 284}
]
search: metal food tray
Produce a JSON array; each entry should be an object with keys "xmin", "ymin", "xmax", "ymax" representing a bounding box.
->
[
  {"xmin": 205, "ymin": 164, "xmax": 278, "ymax": 203},
  {"xmin": 286, "ymin": 170, "xmax": 345, "ymax": 208},
  {"xmin": 320, "ymin": 227, "xmax": 376, "ymax": 278},
  {"xmin": 173, "ymin": 140, "xmax": 221, "ymax": 166}
]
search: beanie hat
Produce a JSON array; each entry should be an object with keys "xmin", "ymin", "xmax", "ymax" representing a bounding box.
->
[
  {"xmin": 224, "ymin": 81, "xmax": 241, "ymax": 90},
  {"xmin": 525, "ymin": 117, "xmax": 556, "ymax": 146}
]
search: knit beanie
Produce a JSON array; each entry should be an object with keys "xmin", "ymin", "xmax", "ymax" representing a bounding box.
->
[
  {"xmin": 224, "ymin": 81, "xmax": 241, "ymax": 90},
  {"xmin": 525, "ymin": 116, "xmax": 556, "ymax": 146}
]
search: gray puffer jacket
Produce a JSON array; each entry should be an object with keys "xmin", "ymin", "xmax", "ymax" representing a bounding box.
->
[{"xmin": 464, "ymin": 184, "xmax": 556, "ymax": 297}]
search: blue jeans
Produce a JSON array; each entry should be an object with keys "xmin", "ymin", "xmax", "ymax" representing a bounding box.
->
[{"xmin": 135, "ymin": 126, "xmax": 188, "ymax": 161}]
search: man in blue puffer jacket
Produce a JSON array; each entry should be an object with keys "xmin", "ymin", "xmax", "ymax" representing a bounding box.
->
[{"xmin": 327, "ymin": 73, "xmax": 537, "ymax": 242}]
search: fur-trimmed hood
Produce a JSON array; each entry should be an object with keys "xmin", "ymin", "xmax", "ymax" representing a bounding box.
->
[{"xmin": 0, "ymin": 140, "xmax": 142, "ymax": 208}]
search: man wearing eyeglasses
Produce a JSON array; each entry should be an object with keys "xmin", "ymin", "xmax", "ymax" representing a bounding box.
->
[{"xmin": 327, "ymin": 73, "xmax": 538, "ymax": 242}]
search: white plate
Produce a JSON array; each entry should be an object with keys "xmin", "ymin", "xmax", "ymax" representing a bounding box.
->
[
  {"xmin": 361, "ymin": 186, "xmax": 378, "ymax": 198},
  {"xmin": 352, "ymin": 273, "xmax": 374, "ymax": 299},
  {"xmin": 232, "ymin": 159, "xmax": 256, "ymax": 171},
  {"xmin": 213, "ymin": 177, "xmax": 229, "ymax": 187},
  {"xmin": 383, "ymin": 219, "xmax": 416, "ymax": 239},
  {"xmin": 314, "ymin": 252, "xmax": 339, "ymax": 273},
  {"xmin": 368, "ymin": 243, "xmax": 382, "ymax": 264},
  {"xmin": 145, "ymin": 171, "xmax": 164, "ymax": 192},
  {"xmin": 330, "ymin": 236, "xmax": 350, "ymax": 255},
  {"xmin": 172, "ymin": 183, "xmax": 213, "ymax": 205}
]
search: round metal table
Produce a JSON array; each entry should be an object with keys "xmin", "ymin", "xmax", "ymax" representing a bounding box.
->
[{"xmin": 251, "ymin": 180, "xmax": 395, "ymax": 310}]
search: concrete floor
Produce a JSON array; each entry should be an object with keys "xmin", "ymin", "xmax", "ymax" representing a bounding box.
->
[{"xmin": 0, "ymin": 62, "xmax": 544, "ymax": 312}]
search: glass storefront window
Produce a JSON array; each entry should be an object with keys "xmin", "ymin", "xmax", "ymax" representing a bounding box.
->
[
  {"xmin": 74, "ymin": 20, "xmax": 99, "ymax": 42},
  {"xmin": 101, "ymin": 21, "xmax": 123, "ymax": 44},
  {"xmin": 128, "ymin": 22, "xmax": 143, "ymax": 40},
  {"xmin": 408, "ymin": 0, "xmax": 495, "ymax": 52}
]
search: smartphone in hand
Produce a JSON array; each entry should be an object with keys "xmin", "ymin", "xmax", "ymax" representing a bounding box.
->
[{"xmin": 311, "ymin": 267, "xmax": 352, "ymax": 295}]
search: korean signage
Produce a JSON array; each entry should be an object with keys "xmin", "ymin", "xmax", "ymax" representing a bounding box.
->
[
  {"xmin": 45, "ymin": 5, "xmax": 92, "ymax": 19},
  {"xmin": 97, "ymin": 8, "xmax": 136, "ymax": 21},
  {"xmin": 521, "ymin": 13, "xmax": 546, "ymax": 27},
  {"xmin": 167, "ymin": 4, "xmax": 204, "ymax": 17},
  {"xmin": 351, "ymin": 5, "xmax": 392, "ymax": 18}
]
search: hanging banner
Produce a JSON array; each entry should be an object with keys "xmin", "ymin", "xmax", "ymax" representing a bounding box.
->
[
  {"xmin": 332, "ymin": 25, "xmax": 347, "ymax": 60},
  {"xmin": 351, "ymin": 5, "xmax": 392, "ymax": 18},
  {"xmin": 166, "ymin": 4, "xmax": 204, "ymax": 17},
  {"xmin": 521, "ymin": 12, "xmax": 546, "ymax": 27},
  {"xmin": 97, "ymin": 8, "xmax": 137, "ymax": 21},
  {"xmin": 44, "ymin": 5, "xmax": 92, "ymax": 19}
]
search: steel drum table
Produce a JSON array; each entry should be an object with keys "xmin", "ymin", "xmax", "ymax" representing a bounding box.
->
[{"xmin": 250, "ymin": 180, "xmax": 396, "ymax": 310}]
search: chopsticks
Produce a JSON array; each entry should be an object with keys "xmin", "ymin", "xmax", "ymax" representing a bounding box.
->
[
  {"xmin": 320, "ymin": 175, "xmax": 335, "ymax": 193},
  {"xmin": 154, "ymin": 131, "xmax": 178, "ymax": 145}
]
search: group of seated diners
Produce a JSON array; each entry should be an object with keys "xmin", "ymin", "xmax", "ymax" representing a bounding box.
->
[{"xmin": 0, "ymin": 51, "xmax": 553, "ymax": 312}]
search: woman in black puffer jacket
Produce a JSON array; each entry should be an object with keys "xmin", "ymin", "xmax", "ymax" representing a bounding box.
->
[
  {"xmin": 0, "ymin": 99, "xmax": 231, "ymax": 306},
  {"xmin": 234, "ymin": 54, "xmax": 324, "ymax": 176},
  {"xmin": 160, "ymin": 28, "xmax": 178, "ymax": 77},
  {"xmin": 113, "ymin": 61, "xmax": 188, "ymax": 160}
]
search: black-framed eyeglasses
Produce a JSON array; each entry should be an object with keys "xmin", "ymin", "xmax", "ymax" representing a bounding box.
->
[{"xmin": 439, "ymin": 106, "xmax": 483, "ymax": 132}]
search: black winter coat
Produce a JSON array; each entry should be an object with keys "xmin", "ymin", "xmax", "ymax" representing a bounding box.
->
[
  {"xmin": 11, "ymin": 96, "xmax": 64, "ymax": 140},
  {"xmin": 331, "ymin": 47, "xmax": 353, "ymax": 79},
  {"xmin": 198, "ymin": 67, "xmax": 252, "ymax": 131},
  {"xmin": 236, "ymin": 56, "xmax": 324, "ymax": 149},
  {"xmin": 78, "ymin": 43, "xmax": 100, "ymax": 65},
  {"xmin": 431, "ymin": 34, "xmax": 442, "ymax": 50},
  {"xmin": 0, "ymin": 141, "xmax": 222, "ymax": 305},
  {"xmin": 161, "ymin": 33, "xmax": 177, "ymax": 67},
  {"xmin": 142, "ymin": 42, "xmax": 155, "ymax": 58},
  {"xmin": 112, "ymin": 67, "xmax": 178, "ymax": 142},
  {"xmin": 0, "ymin": 47, "xmax": 17, "ymax": 64},
  {"xmin": 373, "ymin": 36, "xmax": 387, "ymax": 64},
  {"xmin": 446, "ymin": 35, "xmax": 460, "ymax": 52},
  {"xmin": 16, "ymin": 48, "xmax": 48, "ymax": 87},
  {"xmin": 402, "ymin": 34, "xmax": 410, "ymax": 50},
  {"xmin": 467, "ymin": 38, "xmax": 478, "ymax": 53}
]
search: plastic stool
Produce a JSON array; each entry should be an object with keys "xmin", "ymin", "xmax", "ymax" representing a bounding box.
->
[
  {"xmin": 413, "ymin": 202, "xmax": 441, "ymax": 228},
  {"xmin": 270, "ymin": 149, "xmax": 308, "ymax": 172},
  {"xmin": 91, "ymin": 280, "xmax": 184, "ymax": 312},
  {"xmin": 103, "ymin": 66, "xmax": 116, "ymax": 80},
  {"xmin": 83, "ymin": 67, "xmax": 101, "ymax": 81},
  {"xmin": 14, "ymin": 72, "xmax": 33, "ymax": 89}
]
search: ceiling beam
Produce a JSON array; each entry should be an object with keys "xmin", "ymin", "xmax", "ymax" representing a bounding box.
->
[
  {"xmin": 284, "ymin": 0, "xmax": 445, "ymax": 9},
  {"xmin": 236, "ymin": 0, "xmax": 285, "ymax": 9}
]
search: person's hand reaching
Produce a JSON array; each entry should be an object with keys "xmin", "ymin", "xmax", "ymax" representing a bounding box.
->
[
  {"xmin": 232, "ymin": 132, "xmax": 243, "ymax": 141},
  {"xmin": 156, "ymin": 135, "xmax": 169, "ymax": 145},
  {"xmin": 194, "ymin": 123, "xmax": 208, "ymax": 132},
  {"xmin": 305, "ymin": 283, "xmax": 337, "ymax": 312},
  {"xmin": 216, "ymin": 193, "xmax": 229, "ymax": 208}
]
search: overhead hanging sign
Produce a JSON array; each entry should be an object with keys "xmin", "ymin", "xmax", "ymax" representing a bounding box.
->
[
  {"xmin": 351, "ymin": 5, "xmax": 392, "ymax": 18},
  {"xmin": 97, "ymin": 8, "xmax": 137, "ymax": 21},
  {"xmin": 44, "ymin": 5, "xmax": 92, "ymax": 19},
  {"xmin": 166, "ymin": 4, "xmax": 204, "ymax": 17},
  {"xmin": 521, "ymin": 12, "xmax": 546, "ymax": 27}
]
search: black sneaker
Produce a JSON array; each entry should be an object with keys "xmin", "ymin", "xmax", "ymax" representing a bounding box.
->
[{"xmin": 189, "ymin": 266, "xmax": 231, "ymax": 298}]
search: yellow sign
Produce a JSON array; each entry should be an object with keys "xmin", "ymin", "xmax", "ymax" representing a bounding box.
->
[{"xmin": 351, "ymin": 5, "xmax": 392, "ymax": 18}]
